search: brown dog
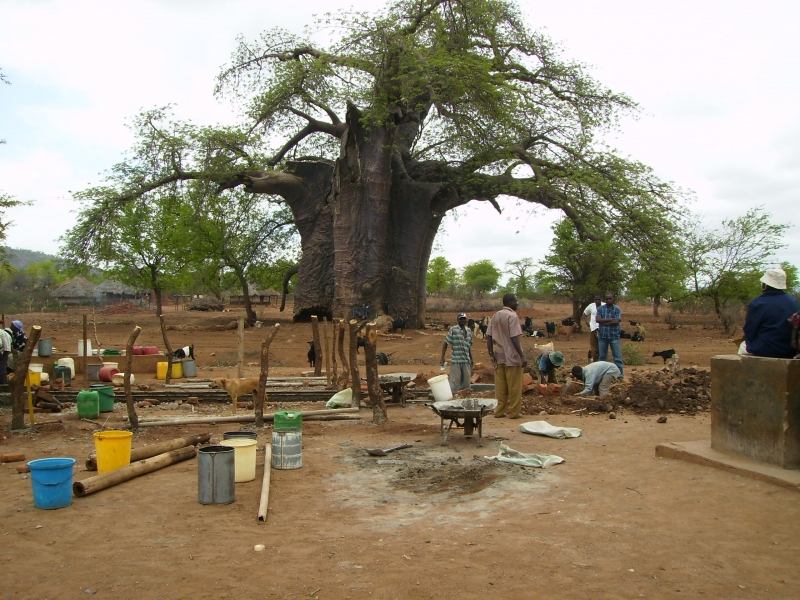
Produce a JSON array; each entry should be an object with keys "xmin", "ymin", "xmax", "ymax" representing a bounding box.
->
[{"xmin": 211, "ymin": 377, "xmax": 260, "ymax": 411}]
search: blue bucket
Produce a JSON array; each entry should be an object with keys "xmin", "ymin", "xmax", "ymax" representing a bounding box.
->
[{"xmin": 28, "ymin": 457, "xmax": 76, "ymax": 510}]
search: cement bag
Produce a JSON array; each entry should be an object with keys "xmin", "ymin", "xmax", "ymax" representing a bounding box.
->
[
  {"xmin": 534, "ymin": 342, "xmax": 554, "ymax": 352},
  {"xmin": 326, "ymin": 388, "xmax": 353, "ymax": 408}
]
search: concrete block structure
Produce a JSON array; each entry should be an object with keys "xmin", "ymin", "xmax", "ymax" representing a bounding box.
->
[{"xmin": 711, "ymin": 354, "xmax": 800, "ymax": 469}]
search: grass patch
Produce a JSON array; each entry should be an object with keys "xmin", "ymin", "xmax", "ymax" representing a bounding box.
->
[{"xmin": 622, "ymin": 343, "xmax": 645, "ymax": 366}]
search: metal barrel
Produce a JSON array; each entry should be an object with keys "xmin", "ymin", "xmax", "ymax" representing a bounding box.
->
[
  {"xmin": 271, "ymin": 431, "xmax": 302, "ymax": 470},
  {"xmin": 197, "ymin": 445, "xmax": 235, "ymax": 504}
]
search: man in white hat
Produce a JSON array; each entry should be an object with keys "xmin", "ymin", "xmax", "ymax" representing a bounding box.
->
[{"xmin": 741, "ymin": 268, "xmax": 799, "ymax": 358}]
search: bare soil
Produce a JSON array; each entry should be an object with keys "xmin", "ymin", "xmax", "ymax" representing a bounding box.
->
[{"xmin": 1, "ymin": 301, "xmax": 797, "ymax": 600}]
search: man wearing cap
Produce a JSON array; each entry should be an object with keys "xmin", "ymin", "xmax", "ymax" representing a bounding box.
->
[
  {"xmin": 571, "ymin": 361, "xmax": 621, "ymax": 397},
  {"xmin": 441, "ymin": 313, "xmax": 474, "ymax": 392},
  {"xmin": 741, "ymin": 268, "xmax": 799, "ymax": 358},
  {"xmin": 487, "ymin": 294, "xmax": 527, "ymax": 419},
  {"xmin": 537, "ymin": 351, "xmax": 564, "ymax": 384}
]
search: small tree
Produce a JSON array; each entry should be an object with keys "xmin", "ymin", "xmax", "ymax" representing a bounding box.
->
[
  {"xmin": 426, "ymin": 256, "xmax": 459, "ymax": 295},
  {"xmin": 505, "ymin": 258, "xmax": 537, "ymax": 299},
  {"xmin": 463, "ymin": 260, "xmax": 501, "ymax": 297}
]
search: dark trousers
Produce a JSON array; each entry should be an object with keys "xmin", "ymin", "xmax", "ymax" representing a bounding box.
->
[{"xmin": 0, "ymin": 352, "xmax": 8, "ymax": 384}]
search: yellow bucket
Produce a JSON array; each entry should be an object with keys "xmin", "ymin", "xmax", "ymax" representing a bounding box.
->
[
  {"xmin": 93, "ymin": 430, "xmax": 133, "ymax": 473},
  {"xmin": 155, "ymin": 361, "xmax": 183, "ymax": 380},
  {"xmin": 27, "ymin": 371, "xmax": 42, "ymax": 387}
]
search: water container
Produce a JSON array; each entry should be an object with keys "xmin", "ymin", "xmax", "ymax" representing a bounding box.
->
[
  {"xmin": 142, "ymin": 346, "xmax": 160, "ymax": 355},
  {"xmin": 222, "ymin": 431, "xmax": 258, "ymax": 441},
  {"xmin": 78, "ymin": 339, "xmax": 92, "ymax": 357},
  {"xmin": 29, "ymin": 363, "xmax": 44, "ymax": 373},
  {"xmin": 155, "ymin": 361, "xmax": 182, "ymax": 380},
  {"xmin": 93, "ymin": 430, "xmax": 133, "ymax": 473},
  {"xmin": 181, "ymin": 359, "xmax": 197, "ymax": 378},
  {"xmin": 54, "ymin": 364, "xmax": 72, "ymax": 386},
  {"xmin": 99, "ymin": 366, "xmax": 119, "ymax": 382},
  {"xmin": 427, "ymin": 374, "xmax": 453, "ymax": 403},
  {"xmin": 76, "ymin": 390, "xmax": 100, "ymax": 419},
  {"xmin": 37, "ymin": 338, "xmax": 53, "ymax": 357},
  {"xmin": 90, "ymin": 384, "xmax": 115, "ymax": 412},
  {"xmin": 102, "ymin": 361, "xmax": 119, "ymax": 370},
  {"xmin": 224, "ymin": 438, "xmax": 257, "ymax": 482},
  {"xmin": 132, "ymin": 345, "xmax": 144, "ymax": 355},
  {"xmin": 87, "ymin": 363, "xmax": 102, "ymax": 382},
  {"xmin": 111, "ymin": 372, "xmax": 134, "ymax": 387},
  {"xmin": 274, "ymin": 411, "xmax": 303, "ymax": 432},
  {"xmin": 197, "ymin": 446, "xmax": 235, "ymax": 505},
  {"xmin": 28, "ymin": 457, "xmax": 76, "ymax": 510},
  {"xmin": 271, "ymin": 430, "xmax": 302, "ymax": 470},
  {"xmin": 27, "ymin": 371, "xmax": 42, "ymax": 387},
  {"xmin": 56, "ymin": 357, "xmax": 75, "ymax": 379}
]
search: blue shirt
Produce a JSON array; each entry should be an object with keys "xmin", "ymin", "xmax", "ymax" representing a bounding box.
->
[
  {"xmin": 576, "ymin": 361, "xmax": 621, "ymax": 395},
  {"xmin": 743, "ymin": 289, "xmax": 799, "ymax": 358},
  {"xmin": 596, "ymin": 303, "xmax": 621, "ymax": 340}
]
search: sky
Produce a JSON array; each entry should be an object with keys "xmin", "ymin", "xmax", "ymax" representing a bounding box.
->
[{"xmin": 1, "ymin": 0, "xmax": 799, "ymax": 277}]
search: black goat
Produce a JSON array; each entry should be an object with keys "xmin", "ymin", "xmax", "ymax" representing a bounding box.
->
[
  {"xmin": 620, "ymin": 329, "xmax": 633, "ymax": 339},
  {"xmin": 173, "ymin": 344, "xmax": 194, "ymax": 360},
  {"xmin": 545, "ymin": 321, "xmax": 556, "ymax": 338},
  {"xmin": 652, "ymin": 348, "xmax": 676, "ymax": 363},
  {"xmin": 356, "ymin": 335, "xmax": 367, "ymax": 352},
  {"xmin": 478, "ymin": 319, "xmax": 488, "ymax": 338},
  {"xmin": 376, "ymin": 351, "xmax": 390, "ymax": 365},
  {"xmin": 307, "ymin": 342, "xmax": 316, "ymax": 367},
  {"xmin": 390, "ymin": 317, "xmax": 406, "ymax": 333},
  {"xmin": 561, "ymin": 317, "xmax": 576, "ymax": 327},
  {"xmin": 522, "ymin": 316, "xmax": 534, "ymax": 335}
]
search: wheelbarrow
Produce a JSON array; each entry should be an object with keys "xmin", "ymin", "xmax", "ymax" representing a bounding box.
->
[{"xmin": 428, "ymin": 398, "xmax": 498, "ymax": 447}]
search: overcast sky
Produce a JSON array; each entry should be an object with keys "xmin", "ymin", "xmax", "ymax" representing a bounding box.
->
[{"xmin": 1, "ymin": 0, "xmax": 798, "ymax": 276}]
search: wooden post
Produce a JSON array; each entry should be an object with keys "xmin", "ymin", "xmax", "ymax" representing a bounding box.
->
[
  {"xmin": 124, "ymin": 325, "xmax": 142, "ymax": 432},
  {"xmin": 348, "ymin": 319, "xmax": 361, "ymax": 408},
  {"xmin": 237, "ymin": 317, "xmax": 245, "ymax": 379},
  {"xmin": 158, "ymin": 315, "xmax": 174, "ymax": 385},
  {"xmin": 310, "ymin": 315, "xmax": 322, "ymax": 376},
  {"xmin": 364, "ymin": 323, "xmax": 387, "ymax": 424},
  {"xmin": 10, "ymin": 325, "xmax": 41, "ymax": 430},
  {"xmin": 73, "ymin": 446, "xmax": 197, "ymax": 497},
  {"xmin": 323, "ymin": 317, "xmax": 332, "ymax": 387},
  {"xmin": 82, "ymin": 314, "xmax": 88, "ymax": 387},
  {"xmin": 336, "ymin": 319, "xmax": 349, "ymax": 390},
  {"xmin": 90, "ymin": 306, "xmax": 102, "ymax": 349},
  {"xmin": 257, "ymin": 445, "xmax": 272, "ymax": 522},
  {"xmin": 255, "ymin": 323, "xmax": 280, "ymax": 427},
  {"xmin": 330, "ymin": 320, "xmax": 339, "ymax": 389}
]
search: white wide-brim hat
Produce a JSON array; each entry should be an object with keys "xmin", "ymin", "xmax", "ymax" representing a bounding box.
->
[{"xmin": 760, "ymin": 268, "xmax": 787, "ymax": 290}]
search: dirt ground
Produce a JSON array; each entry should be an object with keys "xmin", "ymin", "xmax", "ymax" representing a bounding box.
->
[{"xmin": 1, "ymin": 302, "xmax": 798, "ymax": 599}]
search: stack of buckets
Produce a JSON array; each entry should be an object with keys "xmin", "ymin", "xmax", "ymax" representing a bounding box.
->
[
  {"xmin": 272, "ymin": 411, "xmax": 303, "ymax": 469},
  {"xmin": 197, "ymin": 431, "xmax": 257, "ymax": 505}
]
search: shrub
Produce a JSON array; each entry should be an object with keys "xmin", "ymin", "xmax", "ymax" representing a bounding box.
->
[{"xmin": 622, "ymin": 343, "xmax": 645, "ymax": 366}]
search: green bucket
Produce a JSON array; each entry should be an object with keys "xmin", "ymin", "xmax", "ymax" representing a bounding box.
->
[
  {"xmin": 76, "ymin": 390, "xmax": 100, "ymax": 419},
  {"xmin": 90, "ymin": 385, "xmax": 115, "ymax": 412},
  {"xmin": 274, "ymin": 410, "xmax": 302, "ymax": 432}
]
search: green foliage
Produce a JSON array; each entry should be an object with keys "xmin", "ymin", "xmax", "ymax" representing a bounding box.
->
[
  {"xmin": 505, "ymin": 258, "xmax": 536, "ymax": 299},
  {"xmin": 622, "ymin": 343, "xmax": 645, "ymax": 366},
  {"xmin": 462, "ymin": 260, "xmax": 500, "ymax": 296},
  {"xmin": 535, "ymin": 219, "xmax": 630, "ymax": 307},
  {"xmin": 426, "ymin": 256, "xmax": 459, "ymax": 294}
]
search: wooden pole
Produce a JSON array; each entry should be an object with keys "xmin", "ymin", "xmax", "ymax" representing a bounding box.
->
[
  {"xmin": 85, "ymin": 433, "xmax": 210, "ymax": 471},
  {"xmin": 124, "ymin": 325, "xmax": 142, "ymax": 432},
  {"xmin": 10, "ymin": 325, "xmax": 41, "ymax": 430},
  {"xmin": 330, "ymin": 319, "xmax": 339, "ymax": 389},
  {"xmin": 137, "ymin": 414, "xmax": 362, "ymax": 427},
  {"xmin": 336, "ymin": 319, "xmax": 348, "ymax": 390},
  {"xmin": 73, "ymin": 446, "xmax": 197, "ymax": 497},
  {"xmin": 237, "ymin": 317, "xmax": 245, "ymax": 379},
  {"xmin": 90, "ymin": 306, "xmax": 102, "ymax": 349},
  {"xmin": 255, "ymin": 323, "xmax": 280, "ymax": 427},
  {"xmin": 323, "ymin": 317, "xmax": 332, "ymax": 387},
  {"xmin": 134, "ymin": 407, "xmax": 359, "ymax": 426},
  {"xmin": 257, "ymin": 445, "xmax": 272, "ymax": 522},
  {"xmin": 82, "ymin": 314, "xmax": 88, "ymax": 387},
  {"xmin": 158, "ymin": 315, "xmax": 174, "ymax": 385},
  {"xmin": 364, "ymin": 322, "xmax": 387, "ymax": 424},
  {"xmin": 310, "ymin": 315, "xmax": 322, "ymax": 376},
  {"xmin": 348, "ymin": 319, "xmax": 361, "ymax": 408}
]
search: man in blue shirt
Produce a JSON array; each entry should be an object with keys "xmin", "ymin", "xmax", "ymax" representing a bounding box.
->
[
  {"xmin": 742, "ymin": 268, "xmax": 799, "ymax": 358},
  {"xmin": 595, "ymin": 292, "xmax": 624, "ymax": 376},
  {"xmin": 571, "ymin": 361, "xmax": 621, "ymax": 397}
]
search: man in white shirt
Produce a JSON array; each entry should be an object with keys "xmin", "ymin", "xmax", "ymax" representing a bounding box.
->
[
  {"xmin": 582, "ymin": 295, "xmax": 603, "ymax": 362},
  {"xmin": 0, "ymin": 327, "xmax": 12, "ymax": 384}
]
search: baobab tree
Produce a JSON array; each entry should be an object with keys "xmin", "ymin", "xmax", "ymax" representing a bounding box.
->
[{"xmin": 68, "ymin": 0, "xmax": 679, "ymax": 326}]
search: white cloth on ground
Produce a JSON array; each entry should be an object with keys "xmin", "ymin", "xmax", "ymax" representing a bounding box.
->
[
  {"xmin": 484, "ymin": 443, "xmax": 564, "ymax": 468},
  {"xmin": 519, "ymin": 420, "xmax": 582, "ymax": 438}
]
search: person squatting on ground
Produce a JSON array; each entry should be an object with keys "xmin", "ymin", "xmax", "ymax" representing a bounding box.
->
[
  {"xmin": 0, "ymin": 327, "xmax": 12, "ymax": 384},
  {"xmin": 595, "ymin": 293, "xmax": 624, "ymax": 377},
  {"xmin": 441, "ymin": 312, "xmax": 474, "ymax": 393},
  {"xmin": 4, "ymin": 320, "xmax": 27, "ymax": 374},
  {"xmin": 487, "ymin": 294, "xmax": 527, "ymax": 419},
  {"xmin": 582, "ymin": 295, "xmax": 603, "ymax": 362},
  {"xmin": 571, "ymin": 361, "xmax": 622, "ymax": 397},
  {"xmin": 537, "ymin": 350, "xmax": 564, "ymax": 383},
  {"xmin": 739, "ymin": 268, "xmax": 799, "ymax": 358}
]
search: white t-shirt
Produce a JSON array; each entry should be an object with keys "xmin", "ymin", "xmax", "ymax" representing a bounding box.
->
[{"xmin": 583, "ymin": 302, "xmax": 604, "ymax": 332}]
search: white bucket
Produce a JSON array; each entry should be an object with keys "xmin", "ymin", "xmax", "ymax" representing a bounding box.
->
[
  {"xmin": 427, "ymin": 374, "xmax": 453, "ymax": 403},
  {"xmin": 78, "ymin": 339, "xmax": 93, "ymax": 357},
  {"xmin": 56, "ymin": 357, "xmax": 75, "ymax": 379},
  {"xmin": 103, "ymin": 362, "xmax": 119, "ymax": 370},
  {"xmin": 28, "ymin": 363, "xmax": 44, "ymax": 373},
  {"xmin": 111, "ymin": 372, "xmax": 134, "ymax": 387}
]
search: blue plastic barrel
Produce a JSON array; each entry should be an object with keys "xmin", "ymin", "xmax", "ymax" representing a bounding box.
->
[{"xmin": 28, "ymin": 457, "xmax": 76, "ymax": 509}]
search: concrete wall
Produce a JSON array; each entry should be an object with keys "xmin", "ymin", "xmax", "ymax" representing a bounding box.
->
[{"xmin": 711, "ymin": 355, "xmax": 800, "ymax": 469}]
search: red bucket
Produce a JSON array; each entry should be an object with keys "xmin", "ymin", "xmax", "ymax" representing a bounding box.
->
[{"xmin": 99, "ymin": 366, "xmax": 120, "ymax": 382}]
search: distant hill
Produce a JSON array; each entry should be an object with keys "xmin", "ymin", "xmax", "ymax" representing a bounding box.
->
[{"xmin": 3, "ymin": 247, "xmax": 59, "ymax": 269}]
